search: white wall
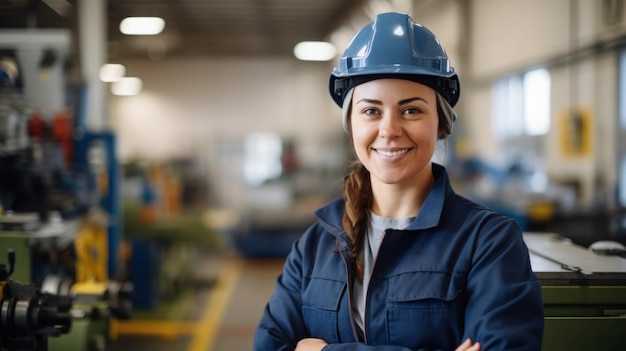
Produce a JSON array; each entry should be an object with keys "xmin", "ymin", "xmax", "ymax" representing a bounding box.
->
[
  {"xmin": 109, "ymin": 57, "xmax": 344, "ymax": 207},
  {"xmin": 110, "ymin": 57, "xmax": 337, "ymax": 159},
  {"xmin": 470, "ymin": 0, "xmax": 572, "ymax": 78}
]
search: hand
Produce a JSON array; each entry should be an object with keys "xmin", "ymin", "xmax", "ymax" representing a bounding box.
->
[
  {"xmin": 455, "ymin": 338, "xmax": 481, "ymax": 351},
  {"xmin": 295, "ymin": 338, "xmax": 328, "ymax": 351}
]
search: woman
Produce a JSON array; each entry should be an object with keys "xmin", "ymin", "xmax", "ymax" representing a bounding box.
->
[{"xmin": 254, "ymin": 12, "xmax": 544, "ymax": 351}]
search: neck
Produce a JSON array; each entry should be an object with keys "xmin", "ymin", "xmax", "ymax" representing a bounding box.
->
[{"xmin": 370, "ymin": 163, "xmax": 434, "ymax": 219}]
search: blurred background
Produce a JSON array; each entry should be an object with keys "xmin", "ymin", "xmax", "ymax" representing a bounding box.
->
[{"xmin": 0, "ymin": 0, "xmax": 625, "ymax": 350}]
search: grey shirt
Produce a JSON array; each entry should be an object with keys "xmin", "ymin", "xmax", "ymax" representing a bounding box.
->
[{"xmin": 352, "ymin": 212, "xmax": 415, "ymax": 334}]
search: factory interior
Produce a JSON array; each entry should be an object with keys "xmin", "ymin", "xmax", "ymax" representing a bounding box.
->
[{"xmin": 0, "ymin": 0, "xmax": 626, "ymax": 350}]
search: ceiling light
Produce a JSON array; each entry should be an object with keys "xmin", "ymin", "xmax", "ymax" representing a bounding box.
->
[
  {"xmin": 99, "ymin": 63, "xmax": 126, "ymax": 82},
  {"xmin": 293, "ymin": 41, "xmax": 337, "ymax": 61},
  {"xmin": 120, "ymin": 17, "xmax": 165, "ymax": 35},
  {"xmin": 111, "ymin": 77, "xmax": 142, "ymax": 96}
]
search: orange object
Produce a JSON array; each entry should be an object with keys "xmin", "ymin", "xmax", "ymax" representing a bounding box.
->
[{"xmin": 52, "ymin": 108, "xmax": 73, "ymax": 165}]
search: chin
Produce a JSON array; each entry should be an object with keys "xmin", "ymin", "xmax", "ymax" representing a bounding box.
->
[{"xmin": 372, "ymin": 173, "xmax": 404, "ymax": 185}]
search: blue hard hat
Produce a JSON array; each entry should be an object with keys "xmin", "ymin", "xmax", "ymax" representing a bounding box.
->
[{"xmin": 329, "ymin": 12, "xmax": 460, "ymax": 107}]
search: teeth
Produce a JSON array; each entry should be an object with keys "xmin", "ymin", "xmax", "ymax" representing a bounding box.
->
[{"xmin": 377, "ymin": 149, "xmax": 408, "ymax": 157}]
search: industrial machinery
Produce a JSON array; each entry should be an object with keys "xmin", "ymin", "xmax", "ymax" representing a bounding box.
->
[
  {"xmin": 0, "ymin": 249, "xmax": 72, "ymax": 351},
  {"xmin": 42, "ymin": 209, "xmax": 131, "ymax": 351},
  {"xmin": 31, "ymin": 210, "xmax": 131, "ymax": 351},
  {"xmin": 524, "ymin": 233, "xmax": 626, "ymax": 351},
  {"xmin": 0, "ymin": 209, "xmax": 132, "ymax": 351},
  {"xmin": 0, "ymin": 47, "xmax": 131, "ymax": 351}
]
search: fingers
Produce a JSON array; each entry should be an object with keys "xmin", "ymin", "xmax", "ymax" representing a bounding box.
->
[
  {"xmin": 295, "ymin": 338, "xmax": 328, "ymax": 351},
  {"xmin": 469, "ymin": 341, "xmax": 482, "ymax": 351},
  {"xmin": 455, "ymin": 338, "xmax": 482, "ymax": 351},
  {"xmin": 455, "ymin": 338, "xmax": 471, "ymax": 351}
]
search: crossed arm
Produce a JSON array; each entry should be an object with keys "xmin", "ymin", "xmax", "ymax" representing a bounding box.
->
[{"xmin": 295, "ymin": 338, "xmax": 481, "ymax": 351}]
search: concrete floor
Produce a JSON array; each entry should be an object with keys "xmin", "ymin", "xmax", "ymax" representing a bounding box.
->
[{"xmin": 106, "ymin": 253, "xmax": 285, "ymax": 351}]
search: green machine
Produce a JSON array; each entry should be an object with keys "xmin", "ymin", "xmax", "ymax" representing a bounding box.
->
[
  {"xmin": 0, "ymin": 213, "xmax": 39, "ymax": 283},
  {"xmin": 0, "ymin": 246, "xmax": 72, "ymax": 350},
  {"xmin": 524, "ymin": 233, "xmax": 626, "ymax": 351},
  {"xmin": 45, "ymin": 279, "xmax": 110, "ymax": 351},
  {"xmin": 0, "ymin": 212, "xmax": 131, "ymax": 351}
]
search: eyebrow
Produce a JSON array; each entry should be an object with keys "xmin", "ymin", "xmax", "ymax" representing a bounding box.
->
[{"xmin": 355, "ymin": 97, "xmax": 429, "ymax": 105}]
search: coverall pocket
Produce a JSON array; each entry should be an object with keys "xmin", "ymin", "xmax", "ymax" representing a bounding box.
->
[
  {"xmin": 386, "ymin": 271, "xmax": 466, "ymax": 349},
  {"xmin": 302, "ymin": 278, "xmax": 344, "ymax": 342}
]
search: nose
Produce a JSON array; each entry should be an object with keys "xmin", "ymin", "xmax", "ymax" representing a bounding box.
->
[{"xmin": 379, "ymin": 113, "xmax": 402, "ymax": 138}]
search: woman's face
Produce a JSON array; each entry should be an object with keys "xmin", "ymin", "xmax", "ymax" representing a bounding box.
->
[{"xmin": 350, "ymin": 79, "xmax": 440, "ymax": 187}]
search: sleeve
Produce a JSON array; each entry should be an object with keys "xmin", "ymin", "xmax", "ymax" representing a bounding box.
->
[
  {"xmin": 253, "ymin": 236, "xmax": 309, "ymax": 351},
  {"xmin": 322, "ymin": 345, "xmax": 442, "ymax": 351},
  {"xmin": 463, "ymin": 216, "xmax": 544, "ymax": 351}
]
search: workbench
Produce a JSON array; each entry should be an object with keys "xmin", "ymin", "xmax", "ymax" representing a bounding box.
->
[{"xmin": 524, "ymin": 233, "xmax": 626, "ymax": 351}]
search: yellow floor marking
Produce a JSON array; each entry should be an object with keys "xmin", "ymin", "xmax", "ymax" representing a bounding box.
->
[
  {"xmin": 188, "ymin": 258, "xmax": 242, "ymax": 351},
  {"xmin": 109, "ymin": 319, "xmax": 197, "ymax": 340}
]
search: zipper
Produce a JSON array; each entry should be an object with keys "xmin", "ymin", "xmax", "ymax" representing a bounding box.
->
[
  {"xmin": 362, "ymin": 229, "xmax": 388, "ymax": 345},
  {"xmin": 338, "ymin": 238, "xmax": 361, "ymax": 342}
]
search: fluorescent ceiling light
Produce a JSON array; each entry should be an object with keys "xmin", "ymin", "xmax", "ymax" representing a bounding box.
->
[
  {"xmin": 111, "ymin": 77, "xmax": 142, "ymax": 96},
  {"xmin": 120, "ymin": 17, "xmax": 165, "ymax": 35},
  {"xmin": 293, "ymin": 41, "xmax": 337, "ymax": 61},
  {"xmin": 99, "ymin": 63, "xmax": 126, "ymax": 82}
]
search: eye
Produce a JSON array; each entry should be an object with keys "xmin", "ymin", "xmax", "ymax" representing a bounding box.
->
[
  {"xmin": 402, "ymin": 107, "xmax": 424, "ymax": 117},
  {"xmin": 404, "ymin": 107, "xmax": 421, "ymax": 114},
  {"xmin": 360, "ymin": 107, "xmax": 381, "ymax": 117}
]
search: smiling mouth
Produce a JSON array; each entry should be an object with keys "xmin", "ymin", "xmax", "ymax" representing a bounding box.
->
[{"xmin": 374, "ymin": 148, "xmax": 411, "ymax": 157}]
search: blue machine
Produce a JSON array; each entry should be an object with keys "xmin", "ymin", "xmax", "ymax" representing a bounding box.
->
[{"xmin": 73, "ymin": 131, "xmax": 121, "ymax": 277}]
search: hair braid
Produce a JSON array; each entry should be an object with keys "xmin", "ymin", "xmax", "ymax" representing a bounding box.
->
[{"xmin": 342, "ymin": 162, "xmax": 371, "ymax": 280}]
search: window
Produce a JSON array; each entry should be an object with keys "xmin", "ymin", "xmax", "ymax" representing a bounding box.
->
[
  {"xmin": 619, "ymin": 49, "xmax": 626, "ymax": 207},
  {"xmin": 243, "ymin": 132, "xmax": 283, "ymax": 186},
  {"xmin": 492, "ymin": 68, "xmax": 551, "ymax": 138}
]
